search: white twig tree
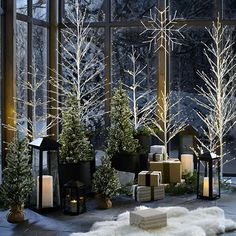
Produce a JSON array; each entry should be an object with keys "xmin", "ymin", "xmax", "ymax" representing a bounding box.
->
[
  {"xmin": 123, "ymin": 46, "xmax": 156, "ymax": 132},
  {"xmin": 4, "ymin": 63, "xmax": 56, "ymax": 140},
  {"xmin": 50, "ymin": 0, "xmax": 105, "ymax": 129},
  {"xmin": 149, "ymin": 90, "xmax": 187, "ymax": 159},
  {"xmin": 194, "ymin": 18, "xmax": 236, "ymax": 174}
]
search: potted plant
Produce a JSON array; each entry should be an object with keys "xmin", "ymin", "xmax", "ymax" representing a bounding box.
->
[
  {"xmin": 106, "ymin": 81, "xmax": 140, "ymax": 173},
  {"xmin": 59, "ymin": 93, "xmax": 95, "ymax": 188},
  {"xmin": 0, "ymin": 135, "xmax": 34, "ymax": 223},
  {"xmin": 92, "ymin": 155, "xmax": 121, "ymax": 209}
]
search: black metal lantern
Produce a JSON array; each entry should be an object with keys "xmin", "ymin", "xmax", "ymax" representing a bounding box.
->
[
  {"xmin": 62, "ymin": 180, "xmax": 86, "ymax": 215},
  {"xmin": 29, "ymin": 137, "xmax": 61, "ymax": 212},
  {"xmin": 197, "ymin": 152, "xmax": 220, "ymax": 200}
]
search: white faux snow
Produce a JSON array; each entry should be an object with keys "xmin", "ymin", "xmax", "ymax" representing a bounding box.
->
[{"xmin": 71, "ymin": 206, "xmax": 236, "ymax": 236}]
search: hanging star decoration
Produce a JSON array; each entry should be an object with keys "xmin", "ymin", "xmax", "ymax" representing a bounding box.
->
[{"xmin": 141, "ymin": 6, "xmax": 186, "ymax": 53}]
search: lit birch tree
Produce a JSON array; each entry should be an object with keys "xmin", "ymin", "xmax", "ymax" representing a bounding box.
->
[
  {"xmin": 123, "ymin": 46, "xmax": 156, "ymax": 132},
  {"xmin": 4, "ymin": 63, "xmax": 56, "ymax": 140},
  {"xmin": 50, "ymin": 0, "xmax": 105, "ymax": 129},
  {"xmin": 148, "ymin": 90, "xmax": 187, "ymax": 160},
  {"xmin": 194, "ymin": 18, "xmax": 236, "ymax": 174}
]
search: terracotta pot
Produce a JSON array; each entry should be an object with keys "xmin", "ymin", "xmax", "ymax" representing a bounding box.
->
[
  {"xmin": 98, "ymin": 197, "xmax": 112, "ymax": 209},
  {"xmin": 7, "ymin": 204, "xmax": 24, "ymax": 223}
]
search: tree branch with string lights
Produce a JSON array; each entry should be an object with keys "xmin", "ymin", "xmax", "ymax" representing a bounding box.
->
[{"xmin": 193, "ymin": 18, "xmax": 236, "ymax": 176}]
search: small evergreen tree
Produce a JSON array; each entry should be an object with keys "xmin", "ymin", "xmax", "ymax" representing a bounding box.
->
[
  {"xmin": 59, "ymin": 93, "xmax": 94, "ymax": 163},
  {"xmin": 106, "ymin": 81, "xmax": 139, "ymax": 156},
  {"xmin": 92, "ymin": 155, "xmax": 121, "ymax": 198},
  {"xmin": 0, "ymin": 135, "xmax": 34, "ymax": 207}
]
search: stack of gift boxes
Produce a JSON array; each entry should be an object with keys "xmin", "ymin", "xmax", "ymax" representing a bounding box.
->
[
  {"xmin": 133, "ymin": 145, "xmax": 183, "ymax": 202},
  {"xmin": 148, "ymin": 145, "xmax": 182, "ymax": 184},
  {"xmin": 133, "ymin": 170, "xmax": 165, "ymax": 202}
]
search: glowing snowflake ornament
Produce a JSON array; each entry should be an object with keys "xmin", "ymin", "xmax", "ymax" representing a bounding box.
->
[{"xmin": 141, "ymin": 6, "xmax": 186, "ymax": 53}]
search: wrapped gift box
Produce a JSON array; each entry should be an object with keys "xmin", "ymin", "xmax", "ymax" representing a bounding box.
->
[
  {"xmin": 148, "ymin": 153, "xmax": 163, "ymax": 162},
  {"xmin": 149, "ymin": 159, "xmax": 182, "ymax": 183},
  {"xmin": 130, "ymin": 208, "xmax": 167, "ymax": 230},
  {"xmin": 150, "ymin": 145, "xmax": 165, "ymax": 154},
  {"xmin": 138, "ymin": 171, "xmax": 162, "ymax": 187},
  {"xmin": 132, "ymin": 184, "xmax": 165, "ymax": 202}
]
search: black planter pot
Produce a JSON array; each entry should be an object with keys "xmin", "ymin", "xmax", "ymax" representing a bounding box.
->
[
  {"xmin": 111, "ymin": 152, "xmax": 148, "ymax": 175},
  {"xmin": 59, "ymin": 159, "xmax": 95, "ymax": 192}
]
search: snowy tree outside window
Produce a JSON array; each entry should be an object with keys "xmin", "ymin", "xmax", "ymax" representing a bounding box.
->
[
  {"xmin": 111, "ymin": 0, "xmax": 158, "ymax": 21},
  {"xmin": 169, "ymin": 0, "xmax": 215, "ymax": 19},
  {"xmin": 16, "ymin": 0, "xmax": 27, "ymax": 15},
  {"xmin": 32, "ymin": 0, "xmax": 48, "ymax": 21},
  {"xmin": 8, "ymin": 22, "xmax": 52, "ymax": 140},
  {"xmin": 112, "ymin": 27, "xmax": 157, "ymax": 125},
  {"xmin": 50, "ymin": 0, "xmax": 106, "ymax": 142},
  {"xmin": 64, "ymin": 0, "xmax": 105, "ymax": 22}
]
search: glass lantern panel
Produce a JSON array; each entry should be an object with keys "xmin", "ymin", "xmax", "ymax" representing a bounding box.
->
[
  {"xmin": 79, "ymin": 196, "xmax": 86, "ymax": 213},
  {"xmin": 212, "ymin": 159, "xmax": 219, "ymax": 197},
  {"xmin": 31, "ymin": 150, "xmax": 60, "ymax": 209},
  {"xmin": 198, "ymin": 160, "xmax": 208, "ymax": 197}
]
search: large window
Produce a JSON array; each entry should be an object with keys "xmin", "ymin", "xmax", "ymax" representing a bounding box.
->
[
  {"xmin": 59, "ymin": 0, "xmax": 236, "ymax": 174},
  {"xmin": 60, "ymin": 0, "xmax": 159, "ymax": 147},
  {"xmin": 168, "ymin": 1, "xmax": 236, "ymax": 174},
  {"xmin": 1, "ymin": 0, "xmax": 236, "ymax": 176}
]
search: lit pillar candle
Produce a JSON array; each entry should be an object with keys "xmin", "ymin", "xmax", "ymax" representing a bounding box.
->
[
  {"xmin": 203, "ymin": 177, "xmax": 209, "ymax": 197},
  {"xmin": 70, "ymin": 200, "xmax": 77, "ymax": 213},
  {"xmin": 181, "ymin": 154, "xmax": 194, "ymax": 174},
  {"xmin": 37, "ymin": 175, "xmax": 53, "ymax": 208}
]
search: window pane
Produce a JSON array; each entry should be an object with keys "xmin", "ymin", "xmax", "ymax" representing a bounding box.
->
[
  {"xmin": 169, "ymin": 27, "xmax": 212, "ymax": 157},
  {"xmin": 33, "ymin": 0, "xmax": 48, "ymax": 21},
  {"xmin": 223, "ymin": 0, "xmax": 236, "ymax": 19},
  {"xmin": 170, "ymin": 27, "xmax": 211, "ymax": 127},
  {"xmin": 60, "ymin": 27, "xmax": 105, "ymax": 135},
  {"xmin": 169, "ymin": 0, "xmax": 216, "ymax": 19},
  {"xmin": 17, "ymin": 0, "xmax": 27, "ymax": 15},
  {"xmin": 112, "ymin": 27, "xmax": 158, "ymax": 129},
  {"xmin": 32, "ymin": 25, "xmax": 48, "ymax": 138},
  {"xmin": 111, "ymin": 0, "xmax": 158, "ymax": 21},
  {"xmin": 16, "ymin": 20, "xmax": 28, "ymax": 136},
  {"xmin": 64, "ymin": 0, "xmax": 105, "ymax": 22}
]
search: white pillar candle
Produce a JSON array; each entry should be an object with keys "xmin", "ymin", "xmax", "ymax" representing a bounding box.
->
[
  {"xmin": 203, "ymin": 177, "xmax": 209, "ymax": 197},
  {"xmin": 37, "ymin": 175, "xmax": 53, "ymax": 208},
  {"xmin": 181, "ymin": 154, "xmax": 194, "ymax": 174}
]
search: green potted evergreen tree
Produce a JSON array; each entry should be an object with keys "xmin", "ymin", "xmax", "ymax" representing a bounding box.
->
[
  {"xmin": 92, "ymin": 155, "xmax": 121, "ymax": 209},
  {"xmin": 59, "ymin": 93, "xmax": 95, "ymax": 187},
  {"xmin": 106, "ymin": 81, "xmax": 140, "ymax": 173},
  {"xmin": 0, "ymin": 135, "xmax": 34, "ymax": 223}
]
